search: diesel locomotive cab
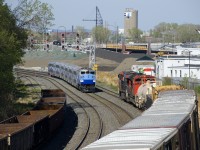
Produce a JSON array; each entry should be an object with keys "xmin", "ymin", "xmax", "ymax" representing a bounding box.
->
[
  {"xmin": 79, "ymin": 69, "xmax": 96, "ymax": 92},
  {"xmin": 118, "ymin": 71, "xmax": 156, "ymax": 109}
]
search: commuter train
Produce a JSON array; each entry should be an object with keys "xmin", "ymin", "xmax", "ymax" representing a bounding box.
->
[
  {"xmin": 48, "ymin": 62, "xmax": 96, "ymax": 92},
  {"xmin": 82, "ymin": 90, "xmax": 200, "ymax": 150}
]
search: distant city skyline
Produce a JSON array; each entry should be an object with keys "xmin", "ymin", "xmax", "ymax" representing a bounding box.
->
[{"xmin": 5, "ymin": 0, "xmax": 200, "ymax": 31}]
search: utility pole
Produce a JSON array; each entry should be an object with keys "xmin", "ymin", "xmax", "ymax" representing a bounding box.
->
[{"xmin": 116, "ymin": 26, "xmax": 118, "ymax": 52}]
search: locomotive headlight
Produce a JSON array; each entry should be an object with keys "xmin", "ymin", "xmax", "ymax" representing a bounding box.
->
[
  {"xmin": 80, "ymin": 79, "xmax": 84, "ymax": 82},
  {"xmin": 93, "ymin": 80, "xmax": 96, "ymax": 82}
]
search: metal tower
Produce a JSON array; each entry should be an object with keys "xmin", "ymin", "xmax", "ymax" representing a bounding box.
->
[
  {"xmin": 83, "ymin": 6, "xmax": 103, "ymax": 69},
  {"xmin": 83, "ymin": 6, "xmax": 103, "ymax": 27},
  {"xmin": 89, "ymin": 45, "xmax": 96, "ymax": 69}
]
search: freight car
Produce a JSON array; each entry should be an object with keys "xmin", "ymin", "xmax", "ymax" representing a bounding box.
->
[
  {"xmin": 0, "ymin": 89, "xmax": 66, "ymax": 150},
  {"xmin": 48, "ymin": 62, "xmax": 96, "ymax": 92},
  {"xmin": 118, "ymin": 71, "xmax": 156, "ymax": 109},
  {"xmin": 82, "ymin": 89, "xmax": 200, "ymax": 150}
]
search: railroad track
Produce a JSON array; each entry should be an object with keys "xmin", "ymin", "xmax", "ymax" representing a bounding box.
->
[
  {"xmin": 48, "ymin": 77, "xmax": 103, "ymax": 149},
  {"xmin": 15, "ymin": 68, "xmax": 141, "ymax": 149},
  {"xmin": 87, "ymin": 93, "xmax": 133, "ymax": 126},
  {"xmin": 19, "ymin": 76, "xmax": 44, "ymax": 102},
  {"xmin": 16, "ymin": 69, "xmax": 103, "ymax": 149}
]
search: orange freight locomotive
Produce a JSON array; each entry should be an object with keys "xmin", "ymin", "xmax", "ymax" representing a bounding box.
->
[{"xmin": 118, "ymin": 71, "xmax": 156, "ymax": 109}]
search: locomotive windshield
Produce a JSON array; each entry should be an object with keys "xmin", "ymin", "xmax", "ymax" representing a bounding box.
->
[
  {"xmin": 90, "ymin": 71, "xmax": 95, "ymax": 74},
  {"xmin": 81, "ymin": 71, "xmax": 89, "ymax": 74},
  {"xmin": 81, "ymin": 70, "xmax": 95, "ymax": 74}
]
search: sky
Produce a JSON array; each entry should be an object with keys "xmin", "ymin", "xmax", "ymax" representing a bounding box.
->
[{"xmin": 5, "ymin": 0, "xmax": 200, "ymax": 31}]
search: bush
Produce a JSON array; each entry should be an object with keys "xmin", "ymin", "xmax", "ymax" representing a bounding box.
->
[
  {"xmin": 162, "ymin": 77, "xmax": 172, "ymax": 85},
  {"xmin": 194, "ymin": 86, "xmax": 200, "ymax": 94}
]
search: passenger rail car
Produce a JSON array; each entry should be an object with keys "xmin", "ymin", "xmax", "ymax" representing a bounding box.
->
[
  {"xmin": 82, "ymin": 90, "xmax": 200, "ymax": 150},
  {"xmin": 48, "ymin": 62, "xmax": 96, "ymax": 92}
]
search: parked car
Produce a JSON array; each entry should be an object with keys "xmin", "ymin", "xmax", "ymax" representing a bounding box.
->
[{"xmin": 53, "ymin": 40, "xmax": 61, "ymax": 46}]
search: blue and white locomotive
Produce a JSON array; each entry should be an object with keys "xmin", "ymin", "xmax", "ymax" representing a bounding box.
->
[{"xmin": 48, "ymin": 62, "xmax": 96, "ymax": 92}]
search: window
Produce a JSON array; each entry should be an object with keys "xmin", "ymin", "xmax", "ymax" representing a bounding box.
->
[
  {"xmin": 180, "ymin": 70, "xmax": 182, "ymax": 77},
  {"xmin": 175, "ymin": 70, "xmax": 177, "ymax": 77},
  {"xmin": 135, "ymin": 78, "xmax": 141, "ymax": 82},
  {"xmin": 90, "ymin": 71, "xmax": 95, "ymax": 74}
]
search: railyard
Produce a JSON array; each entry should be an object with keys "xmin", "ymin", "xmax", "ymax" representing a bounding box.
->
[
  {"xmin": 1, "ymin": 0, "xmax": 200, "ymax": 149},
  {"xmin": 1, "ymin": 48, "xmax": 200, "ymax": 149},
  {"xmin": 24, "ymin": 49, "xmax": 200, "ymax": 147}
]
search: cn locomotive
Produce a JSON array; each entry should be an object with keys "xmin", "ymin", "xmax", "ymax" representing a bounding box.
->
[
  {"xmin": 118, "ymin": 71, "xmax": 156, "ymax": 109},
  {"xmin": 82, "ymin": 89, "xmax": 200, "ymax": 150},
  {"xmin": 48, "ymin": 62, "xmax": 96, "ymax": 92}
]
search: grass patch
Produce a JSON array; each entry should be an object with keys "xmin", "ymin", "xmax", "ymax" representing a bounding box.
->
[
  {"xmin": 97, "ymin": 71, "xmax": 118, "ymax": 92},
  {"xmin": 13, "ymin": 102, "xmax": 35, "ymax": 114}
]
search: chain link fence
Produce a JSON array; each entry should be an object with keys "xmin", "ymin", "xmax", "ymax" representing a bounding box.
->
[{"xmin": 162, "ymin": 77, "xmax": 200, "ymax": 94}]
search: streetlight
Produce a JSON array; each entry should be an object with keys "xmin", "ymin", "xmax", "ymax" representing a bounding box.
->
[
  {"xmin": 107, "ymin": 24, "xmax": 118, "ymax": 52},
  {"xmin": 189, "ymin": 50, "xmax": 191, "ymax": 78},
  {"xmin": 187, "ymin": 50, "xmax": 192, "ymax": 89}
]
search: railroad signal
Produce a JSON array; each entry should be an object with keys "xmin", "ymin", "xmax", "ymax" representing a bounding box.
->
[
  {"xmin": 92, "ymin": 64, "xmax": 98, "ymax": 71},
  {"xmin": 61, "ymin": 33, "xmax": 65, "ymax": 44},
  {"xmin": 76, "ymin": 46, "xmax": 79, "ymax": 50},
  {"xmin": 76, "ymin": 33, "xmax": 80, "ymax": 44}
]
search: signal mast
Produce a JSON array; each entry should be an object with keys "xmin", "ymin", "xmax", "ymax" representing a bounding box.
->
[{"xmin": 83, "ymin": 6, "xmax": 103, "ymax": 70}]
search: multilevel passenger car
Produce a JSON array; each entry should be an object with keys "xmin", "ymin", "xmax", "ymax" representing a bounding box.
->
[{"xmin": 48, "ymin": 62, "xmax": 96, "ymax": 92}]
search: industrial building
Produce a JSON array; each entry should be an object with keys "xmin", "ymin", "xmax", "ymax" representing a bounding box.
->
[
  {"xmin": 155, "ymin": 46, "xmax": 200, "ymax": 79},
  {"xmin": 124, "ymin": 8, "xmax": 138, "ymax": 38}
]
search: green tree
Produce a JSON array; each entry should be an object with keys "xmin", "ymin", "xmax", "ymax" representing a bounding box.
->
[
  {"xmin": 176, "ymin": 24, "xmax": 200, "ymax": 43},
  {"xmin": 150, "ymin": 22, "xmax": 200, "ymax": 43},
  {"xmin": 75, "ymin": 26, "xmax": 87, "ymax": 42},
  {"xmin": 127, "ymin": 27, "xmax": 143, "ymax": 42},
  {"xmin": 12, "ymin": 0, "xmax": 54, "ymax": 30},
  {"xmin": 92, "ymin": 26, "xmax": 110, "ymax": 44},
  {"xmin": 0, "ymin": 0, "xmax": 27, "ymax": 101},
  {"xmin": 12, "ymin": 0, "xmax": 54, "ymax": 45}
]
